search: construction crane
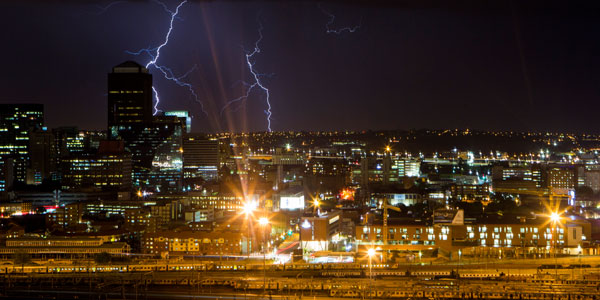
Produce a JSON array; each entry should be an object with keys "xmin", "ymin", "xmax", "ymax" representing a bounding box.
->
[{"xmin": 380, "ymin": 200, "xmax": 401, "ymax": 263}]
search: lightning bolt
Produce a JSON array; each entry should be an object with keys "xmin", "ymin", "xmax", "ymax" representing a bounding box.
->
[
  {"xmin": 221, "ymin": 18, "xmax": 273, "ymax": 132},
  {"xmin": 94, "ymin": 1, "xmax": 125, "ymax": 15},
  {"xmin": 319, "ymin": 4, "xmax": 361, "ymax": 35},
  {"xmin": 126, "ymin": 0, "xmax": 206, "ymax": 116}
]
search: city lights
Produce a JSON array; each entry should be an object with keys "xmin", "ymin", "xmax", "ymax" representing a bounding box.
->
[
  {"xmin": 367, "ymin": 248, "xmax": 376, "ymax": 257},
  {"xmin": 258, "ymin": 217, "xmax": 269, "ymax": 226},
  {"xmin": 242, "ymin": 201, "xmax": 257, "ymax": 216},
  {"xmin": 551, "ymin": 212, "xmax": 560, "ymax": 223},
  {"xmin": 4, "ymin": 2, "xmax": 600, "ymax": 297}
]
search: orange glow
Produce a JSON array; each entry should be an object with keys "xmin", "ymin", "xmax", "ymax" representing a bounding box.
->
[
  {"xmin": 550, "ymin": 212, "xmax": 560, "ymax": 223},
  {"xmin": 340, "ymin": 188, "xmax": 355, "ymax": 201},
  {"xmin": 367, "ymin": 248, "xmax": 376, "ymax": 257}
]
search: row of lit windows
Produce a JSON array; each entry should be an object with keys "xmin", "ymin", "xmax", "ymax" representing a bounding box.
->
[{"xmin": 109, "ymin": 90, "xmax": 144, "ymax": 94}]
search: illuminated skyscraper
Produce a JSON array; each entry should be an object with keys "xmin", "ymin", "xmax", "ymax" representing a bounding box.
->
[{"xmin": 0, "ymin": 104, "xmax": 44, "ymax": 183}]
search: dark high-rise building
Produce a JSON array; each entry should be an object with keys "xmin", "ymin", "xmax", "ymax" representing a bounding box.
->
[
  {"xmin": 28, "ymin": 128, "xmax": 56, "ymax": 185},
  {"xmin": 0, "ymin": 104, "xmax": 44, "ymax": 183},
  {"xmin": 108, "ymin": 62, "xmax": 183, "ymax": 193},
  {"xmin": 107, "ymin": 61, "xmax": 153, "ymax": 130}
]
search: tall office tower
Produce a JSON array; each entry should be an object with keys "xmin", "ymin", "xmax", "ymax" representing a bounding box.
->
[
  {"xmin": 183, "ymin": 135, "xmax": 219, "ymax": 186},
  {"xmin": 0, "ymin": 104, "xmax": 44, "ymax": 183},
  {"xmin": 28, "ymin": 128, "xmax": 56, "ymax": 185},
  {"xmin": 108, "ymin": 61, "xmax": 183, "ymax": 193},
  {"xmin": 107, "ymin": 61, "xmax": 153, "ymax": 132}
]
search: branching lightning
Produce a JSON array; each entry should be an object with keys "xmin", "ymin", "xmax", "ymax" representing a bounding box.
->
[
  {"xmin": 319, "ymin": 4, "xmax": 361, "ymax": 35},
  {"xmin": 126, "ymin": 0, "xmax": 206, "ymax": 116},
  {"xmin": 221, "ymin": 19, "xmax": 273, "ymax": 132},
  {"xmin": 94, "ymin": 1, "xmax": 125, "ymax": 15}
]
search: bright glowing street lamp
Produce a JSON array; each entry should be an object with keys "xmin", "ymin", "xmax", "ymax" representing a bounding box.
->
[
  {"xmin": 259, "ymin": 217, "xmax": 269, "ymax": 226},
  {"xmin": 549, "ymin": 211, "xmax": 562, "ymax": 278},
  {"xmin": 312, "ymin": 197, "xmax": 320, "ymax": 215},
  {"xmin": 550, "ymin": 212, "xmax": 560, "ymax": 223},
  {"xmin": 243, "ymin": 201, "xmax": 257, "ymax": 216},
  {"xmin": 367, "ymin": 248, "xmax": 376, "ymax": 257}
]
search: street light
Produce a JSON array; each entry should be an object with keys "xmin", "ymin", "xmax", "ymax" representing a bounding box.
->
[
  {"xmin": 313, "ymin": 197, "xmax": 320, "ymax": 215},
  {"xmin": 241, "ymin": 201, "xmax": 256, "ymax": 277},
  {"xmin": 367, "ymin": 248, "xmax": 376, "ymax": 257},
  {"xmin": 243, "ymin": 201, "xmax": 257, "ymax": 216},
  {"xmin": 259, "ymin": 217, "xmax": 269, "ymax": 293},
  {"xmin": 367, "ymin": 248, "xmax": 376, "ymax": 300},
  {"xmin": 259, "ymin": 217, "xmax": 269, "ymax": 226},
  {"xmin": 550, "ymin": 212, "xmax": 560, "ymax": 223},
  {"xmin": 549, "ymin": 211, "xmax": 562, "ymax": 278}
]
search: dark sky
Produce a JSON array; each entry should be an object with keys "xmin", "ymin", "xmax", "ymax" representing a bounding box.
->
[{"xmin": 1, "ymin": 0, "xmax": 600, "ymax": 133}]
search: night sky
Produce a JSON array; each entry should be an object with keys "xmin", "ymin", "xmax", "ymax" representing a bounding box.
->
[{"xmin": 1, "ymin": 1, "xmax": 600, "ymax": 133}]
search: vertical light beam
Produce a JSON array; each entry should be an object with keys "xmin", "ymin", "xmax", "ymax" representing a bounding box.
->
[{"xmin": 221, "ymin": 18, "xmax": 273, "ymax": 132}]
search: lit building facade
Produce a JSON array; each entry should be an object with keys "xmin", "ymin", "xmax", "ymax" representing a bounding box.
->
[
  {"xmin": 356, "ymin": 218, "xmax": 592, "ymax": 256},
  {"xmin": 547, "ymin": 165, "xmax": 576, "ymax": 190},
  {"xmin": 0, "ymin": 104, "xmax": 44, "ymax": 183},
  {"xmin": 0, "ymin": 237, "xmax": 130, "ymax": 258},
  {"xmin": 143, "ymin": 230, "xmax": 244, "ymax": 256},
  {"xmin": 188, "ymin": 192, "xmax": 243, "ymax": 211},
  {"xmin": 299, "ymin": 211, "xmax": 342, "ymax": 253},
  {"xmin": 111, "ymin": 119, "xmax": 183, "ymax": 193},
  {"xmin": 60, "ymin": 141, "xmax": 132, "ymax": 191},
  {"xmin": 183, "ymin": 135, "xmax": 219, "ymax": 183}
]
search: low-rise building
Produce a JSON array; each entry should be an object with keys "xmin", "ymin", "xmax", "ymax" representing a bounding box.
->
[
  {"xmin": 0, "ymin": 237, "xmax": 130, "ymax": 259},
  {"xmin": 142, "ymin": 230, "xmax": 244, "ymax": 256},
  {"xmin": 355, "ymin": 214, "xmax": 594, "ymax": 258}
]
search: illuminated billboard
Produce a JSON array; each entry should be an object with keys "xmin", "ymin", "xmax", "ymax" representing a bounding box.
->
[{"xmin": 280, "ymin": 195, "xmax": 304, "ymax": 210}]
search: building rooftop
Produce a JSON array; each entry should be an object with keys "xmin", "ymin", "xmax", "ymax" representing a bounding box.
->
[{"xmin": 112, "ymin": 61, "xmax": 148, "ymax": 74}]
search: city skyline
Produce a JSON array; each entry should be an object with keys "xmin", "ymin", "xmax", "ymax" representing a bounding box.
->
[
  {"xmin": 4, "ymin": 2, "xmax": 600, "ymax": 299},
  {"xmin": 2, "ymin": 1, "xmax": 600, "ymax": 133}
]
